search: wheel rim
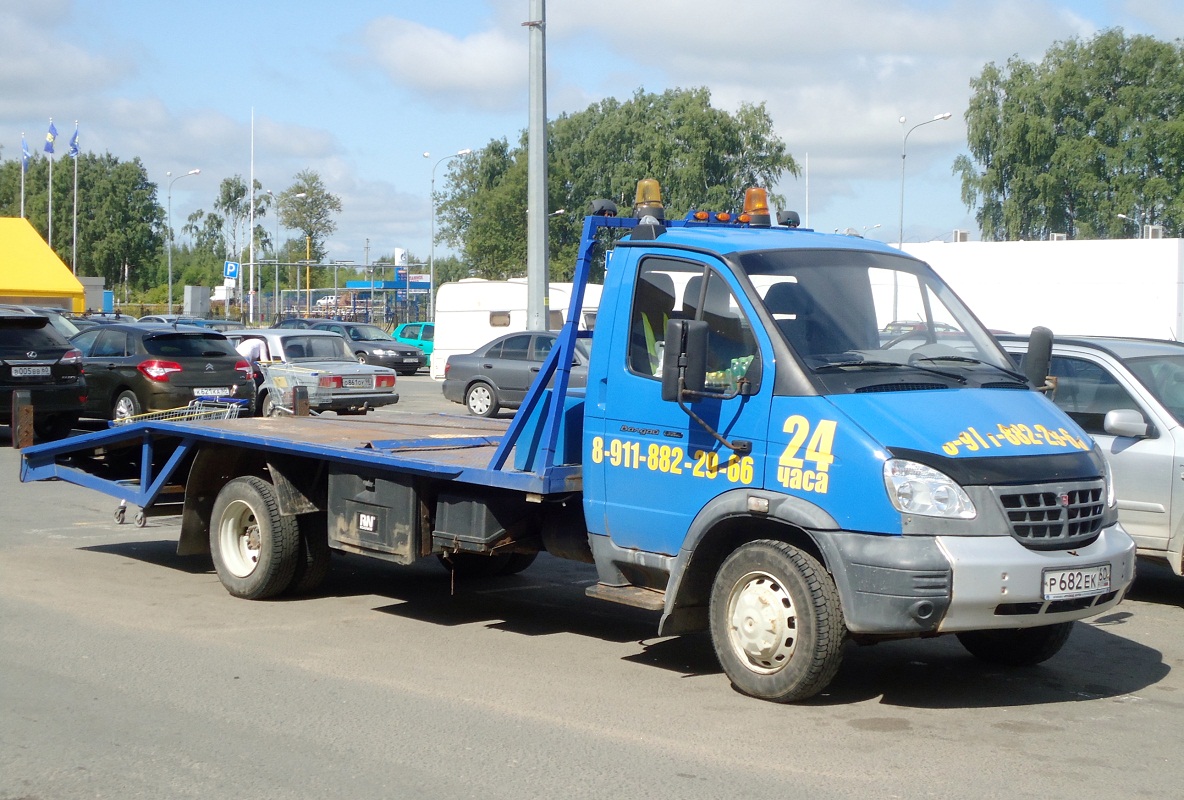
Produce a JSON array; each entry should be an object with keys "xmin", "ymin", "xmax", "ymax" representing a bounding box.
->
[
  {"xmin": 113, "ymin": 395, "xmax": 138, "ymax": 421},
  {"xmin": 468, "ymin": 386, "xmax": 491, "ymax": 415},
  {"xmin": 218, "ymin": 499, "xmax": 262, "ymax": 578},
  {"xmin": 356, "ymin": 353, "xmax": 367, "ymax": 363},
  {"xmin": 725, "ymin": 569, "xmax": 798, "ymax": 675}
]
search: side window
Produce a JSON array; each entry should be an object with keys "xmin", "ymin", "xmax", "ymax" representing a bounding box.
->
[
  {"xmin": 533, "ymin": 335, "xmax": 555, "ymax": 361},
  {"xmin": 1048, "ymin": 355, "xmax": 1140, "ymax": 435},
  {"xmin": 682, "ymin": 270, "xmax": 760, "ymax": 393},
  {"xmin": 72, "ymin": 329, "xmax": 101, "ymax": 355},
  {"xmin": 92, "ymin": 329, "xmax": 127, "ymax": 357},
  {"xmin": 628, "ymin": 259, "xmax": 683, "ymax": 377},
  {"xmin": 500, "ymin": 334, "xmax": 532, "ymax": 361},
  {"xmin": 403, "ymin": 325, "xmax": 420, "ymax": 339},
  {"xmin": 423, "ymin": 325, "xmax": 434, "ymax": 341}
]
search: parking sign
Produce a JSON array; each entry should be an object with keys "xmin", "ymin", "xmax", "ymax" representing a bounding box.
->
[{"xmin": 223, "ymin": 261, "xmax": 240, "ymax": 279}]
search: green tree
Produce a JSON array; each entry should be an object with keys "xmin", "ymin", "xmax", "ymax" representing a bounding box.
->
[
  {"xmin": 955, "ymin": 29, "xmax": 1184, "ymax": 240},
  {"xmin": 185, "ymin": 175, "xmax": 270, "ymax": 262},
  {"xmin": 278, "ymin": 170, "xmax": 342, "ymax": 262},
  {"xmin": 0, "ymin": 151, "xmax": 164, "ymax": 288},
  {"xmin": 436, "ymin": 87, "xmax": 797, "ymax": 281}
]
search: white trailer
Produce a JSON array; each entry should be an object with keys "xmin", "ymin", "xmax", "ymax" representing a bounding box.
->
[
  {"xmin": 904, "ymin": 238, "xmax": 1184, "ymax": 340},
  {"xmin": 429, "ymin": 279, "xmax": 603, "ymax": 379}
]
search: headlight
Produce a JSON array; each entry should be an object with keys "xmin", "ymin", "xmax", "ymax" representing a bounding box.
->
[{"xmin": 883, "ymin": 459, "xmax": 976, "ymax": 519}]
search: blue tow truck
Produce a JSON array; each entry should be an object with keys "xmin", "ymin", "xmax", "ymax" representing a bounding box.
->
[{"xmin": 20, "ymin": 182, "xmax": 1136, "ymax": 702}]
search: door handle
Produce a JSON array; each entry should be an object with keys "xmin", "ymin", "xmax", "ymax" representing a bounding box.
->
[{"xmin": 481, "ymin": 363, "xmax": 493, "ymax": 369}]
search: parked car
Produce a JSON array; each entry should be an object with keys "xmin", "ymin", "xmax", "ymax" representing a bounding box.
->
[
  {"xmin": 63, "ymin": 311, "xmax": 139, "ymax": 331},
  {"xmin": 274, "ymin": 317, "xmax": 322, "ymax": 329},
  {"xmin": 308, "ymin": 320, "xmax": 425, "ymax": 374},
  {"xmin": 0, "ymin": 311, "xmax": 87, "ymax": 440},
  {"xmin": 442, "ymin": 331, "xmax": 591, "ymax": 417},
  {"xmin": 135, "ymin": 314, "xmax": 210, "ymax": 326},
  {"xmin": 0, "ymin": 303, "xmax": 83, "ymax": 339},
  {"xmin": 202, "ymin": 319, "xmax": 247, "ymax": 332},
  {"xmin": 392, "ymin": 321, "xmax": 434, "ymax": 368},
  {"xmin": 1000, "ymin": 334, "xmax": 1184, "ymax": 577},
  {"xmin": 223, "ymin": 329, "xmax": 399, "ymax": 416},
  {"xmin": 69, "ymin": 324, "xmax": 255, "ymax": 421},
  {"xmin": 315, "ymin": 295, "xmax": 340, "ymax": 307}
]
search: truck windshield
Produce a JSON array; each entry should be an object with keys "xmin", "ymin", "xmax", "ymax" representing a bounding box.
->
[{"xmin": 738, "ymin": 248, "xmax": 1019, "ymax": 392}]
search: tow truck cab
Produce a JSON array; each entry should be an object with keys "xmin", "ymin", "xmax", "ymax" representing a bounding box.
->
[{"xmin": 575, "ymin": 185, "xmax": 1134, "ymax": 698}]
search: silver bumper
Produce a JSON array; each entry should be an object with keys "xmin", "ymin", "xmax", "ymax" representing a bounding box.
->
[{"xmin": 935, "ymin": 524, "xmax": 1136, "ymax": 632}]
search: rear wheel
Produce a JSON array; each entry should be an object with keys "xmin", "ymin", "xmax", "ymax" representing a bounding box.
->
[
  {"xmin": 710, "ymin": 540, "xmax": 846, "ymax": 702},
  {"xmin": 33, "ymin": 412, "xmax": 78, "ymax": 441},
  {"xmin": 209, "ymin": 476, "xmax": 300, "ymax": 599},
  {"xmin": 112, "ymin": 390, "xmax": 141, "ymax": 421},
  {"xmin": 287, "ymin": 513, "xmax": 332, "ymax": 595},
  {"xmin": 956, "ymin": 623, "xmax": 1073, "ymax": 666},
  {"xmin": 465, "ymin": 383, "xmax": 499, "ymax": 417},
  {"xmin": 261, "ymin": 393, "xmax": 283, "ymax": 418}
]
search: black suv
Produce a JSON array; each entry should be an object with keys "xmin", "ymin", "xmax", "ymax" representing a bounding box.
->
[{"xmin": 1, "ymin": 311, "xmax": 87, "ymax": 440}]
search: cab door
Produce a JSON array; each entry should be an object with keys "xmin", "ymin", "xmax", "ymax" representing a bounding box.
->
[{"xmin": 597, "ymin": 255, "xmax": 771, "ymax": 556}]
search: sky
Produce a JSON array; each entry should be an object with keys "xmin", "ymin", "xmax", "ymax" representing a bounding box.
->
[{"xmin": 3, "ymin": 0, "xmax": 1184, "ymax": 269}]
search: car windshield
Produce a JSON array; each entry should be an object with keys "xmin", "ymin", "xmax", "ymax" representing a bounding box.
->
[
  {"xmin": 737, "ymin": 249, "xmax": 1017, "ymax": 392},
  {"xmin": 349, "ymin": 325, "xmax": 390, "ymax": 341},
  {"xmin": 144, "ymin": 333, "xmax": 236, "ymax": 358},
  {"xmin": 1124, "ymin": 354, "xmax": 1184, "ymax": 423},
  {"xmin": 281, "ymin": 335, "xmax": 352, "ymax": 361}
]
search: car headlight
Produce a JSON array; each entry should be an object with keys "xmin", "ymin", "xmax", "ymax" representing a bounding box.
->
[{"xmin": 883, "ymin": 459, "xmax": 976, "ymax": 519}]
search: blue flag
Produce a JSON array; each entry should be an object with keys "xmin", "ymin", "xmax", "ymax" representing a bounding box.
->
[
  {"xmin": 68, "ymin": 126, "xmax": 79, "ymax": 158},
  {"xmin": 44, "ymin": 121, "xmax": 57, "ymax": 154},
  {"xmin": 21, "ymin": 135, "xmax": 30, "ymax": 172}
]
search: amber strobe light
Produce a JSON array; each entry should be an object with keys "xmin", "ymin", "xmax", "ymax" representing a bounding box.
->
[
  {"xmin": 633, "ymin": 178, "xmax": 666, "ymax": 221},
  {"xmin": 741, "ymin": 187, "xmax": 772, "ymax": 227}
]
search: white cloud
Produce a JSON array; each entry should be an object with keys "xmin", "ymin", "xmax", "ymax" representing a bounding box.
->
[{"xmin": 359, "ymin": 17, "xmax": 525, "ymax": 111}]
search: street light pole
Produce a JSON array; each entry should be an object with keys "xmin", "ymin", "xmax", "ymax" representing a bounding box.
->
[
  {"xmin": 166, "ymin": 168, "xmax": 200, "ymax": 315},
  {"xmin": 425, "ymin": 148, "xmax": 472, "ymax": 320},
  {"xmin": 897, "ymin": 112, "xmax": 952, "ymax": 248}
]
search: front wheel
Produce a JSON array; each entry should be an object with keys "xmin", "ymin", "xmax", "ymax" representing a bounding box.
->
[
  {"xmin": 209, "ymin": 476, "xmax": 300, "ymax": 599},
  {"xmin": 356, "ymin": 352, "xmax": 368, "ymax": 364},
  {"xmin": 710, "ymin": 540, "xmax": 845, "ymax": 702},
  {"xmin": 465, "ymin": 383, "xmax": 499, "ymax": 417},
  {"xmin": 956, "ymin": 623, "xmax": 1073, "ymax": 666}
]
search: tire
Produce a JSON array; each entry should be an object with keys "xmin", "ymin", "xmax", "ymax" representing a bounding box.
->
[
  {"xmin": 261, "ymin": 393, "xmax": 282, "ymax": 418},
  {"xmin": 465, "ymin": 382, "xmax": 499, "ymax": 417},
  {"xmin": 209, "ymin": 476, "xmax": 300, "ymax": 599},
  {"xmin": 287, "ymin": 513, "xmax": 332, "ymax": 595},
  {"xmin": 956, "ymin": 622, "xmax": 1073, "ymax": 666},
  {"xmin": 356, "ymin": 352, "xmax": 368, "ymax": 364},
  {"xmin": 112, "ymin": 390, "xmax": 141, "ymax": 422},
  {"xmin": 709, "ymin": 540, "xmax": 846, "ymax": 703},
  {"xmin": 113, "ymin": 505, "xmax": 126, "ymax": 524},
  {"xmin": 437, "ymin": 552, "xmax": 512, "ymax": 578},
  {"xmin": 33, "ymin": 412, "xmax": 78, "ymax": 441},
  {"xmin": 499, "ymin": 552, "xmax": 538, "ymax": 575}
]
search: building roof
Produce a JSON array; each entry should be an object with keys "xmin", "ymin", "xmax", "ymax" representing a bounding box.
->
[{"xmin": 0, "ymin": 217, "xmax": 85, "ymax": 311}]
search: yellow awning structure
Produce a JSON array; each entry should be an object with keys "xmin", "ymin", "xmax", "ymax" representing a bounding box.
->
[{"xmin": 0, "ymin": 217, "xmax": 86, "ymax": 312}]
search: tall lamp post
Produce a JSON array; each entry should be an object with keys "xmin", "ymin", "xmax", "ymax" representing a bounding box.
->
[
  {"xmin": 424, "ymin": 148, "xmax": 472, "ymax": 320},
  {"xmin": 897, "ymin": 112, "xmax": 952, "ymax": 248},
  {"xmin": 166, "ymin": 168, "xmax": 200, "ymax": 315}
]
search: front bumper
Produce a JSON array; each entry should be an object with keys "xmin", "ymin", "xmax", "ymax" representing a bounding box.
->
[{"xmin": 815, "ymin": 523, "xmax": 1136, "ymax": 635}]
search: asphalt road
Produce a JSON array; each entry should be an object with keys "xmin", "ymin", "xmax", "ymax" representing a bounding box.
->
[{"xmin": 3, "ymin": 376, "xmax": 1183, "ymax": 799}]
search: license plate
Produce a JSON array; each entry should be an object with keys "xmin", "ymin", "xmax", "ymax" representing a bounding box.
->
[
  {"xmin": 1042, "ymin": 564, "xmax": 1111, "ymax": 600},
  {"xmin": 12, "ymin": 366, "xmax": 51, "ymax": 377},
  {"xmin": 342, "ymin": 377, "xmax": 370, "ymax": 388},
  {"xmin": 193, "ymin": 387, "xmax": 230, "ymax": 397},
  {"xmin": 402, "ymin": 358, "xmax": 419, "ymax": 363}
]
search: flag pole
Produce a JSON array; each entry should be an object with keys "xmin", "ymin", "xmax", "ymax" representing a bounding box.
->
[
  {"xmin": 45, "ymin": 118, "xmax": 57, "ymax": 248},
  {"xmin": 19, "ymin": 133, "xmax": 27, "ymax": 219},
  {"xmin": 71, "ymin": 122, "xmax": 79, "ymax": 275}
]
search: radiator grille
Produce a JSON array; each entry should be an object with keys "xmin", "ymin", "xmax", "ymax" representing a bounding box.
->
[{"xmin": 997, "ymin": 481, "xmax": 1105, "ymax": 550}]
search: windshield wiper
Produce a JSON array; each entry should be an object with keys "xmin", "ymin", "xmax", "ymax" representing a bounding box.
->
[
  {"xmin": 914, "ymin": 355, "xmax": 1029, "ymax": 384},
  {"xmin": 813, "ymin": 360, "xmax": 967, "ymax": 384}
]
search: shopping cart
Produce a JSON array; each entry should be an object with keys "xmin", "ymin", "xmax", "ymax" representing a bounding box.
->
[{"xmin": 112, "ymin": 398, "xmax": 249, "ymax": 526}]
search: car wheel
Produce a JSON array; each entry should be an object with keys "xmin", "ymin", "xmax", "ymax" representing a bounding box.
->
[
  {"xmin": 112, "ymin": 390, "xmax": 141, "ymax": 422},
  {"xmin": 356, "ymin": 352, "xmax": 368, "ymax": 364},
  {"xmin": 261, "ymin": 393, "xmax": 283, "ymax": 418},
  {"xmin": 465, "ymin": 382, "xmax": 499, "ymax": 417},
  {"xmin": 33, "ymin": 412, "xmax": 78, "ymax": 441}
]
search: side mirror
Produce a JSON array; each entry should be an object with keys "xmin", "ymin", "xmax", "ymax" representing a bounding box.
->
[
  {"xmin": 1104, "ymin": 408, "xmax": 1150, "ymax": 438},
  {"xmin": 661, "ymin": 319, "xmax": 708, "ymax": 401},
  {"xmin": 1025, "ymin": 326, "xmax": 1053, "ymax": 389}
]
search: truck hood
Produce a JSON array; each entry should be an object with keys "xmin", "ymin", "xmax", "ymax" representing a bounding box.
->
[{"xmin": 826, "ymin": 388, "xmax": 1090, "ymax": 459}]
